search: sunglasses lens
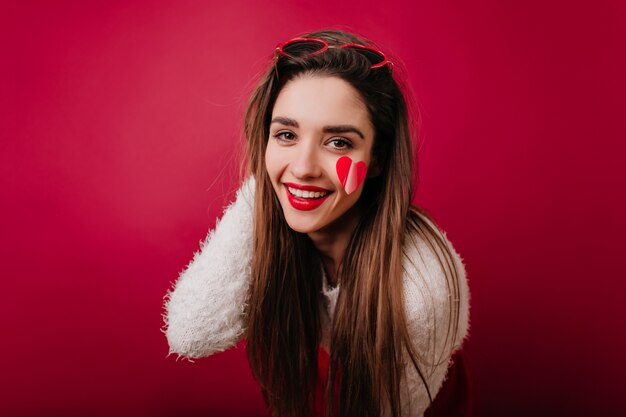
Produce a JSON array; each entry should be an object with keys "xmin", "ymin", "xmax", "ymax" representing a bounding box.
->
[
  {"xmin": 282, "ymin": 40, "xmax": 326, "ymax": 57},
  {"xmin": 351, "ymin": 47, "xmax": 385, "ymax": 66}
]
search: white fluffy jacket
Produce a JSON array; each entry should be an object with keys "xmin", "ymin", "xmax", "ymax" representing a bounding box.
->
[{"xmin": 162, "ymin": 176, "xmax": 470, "ymax": 417}]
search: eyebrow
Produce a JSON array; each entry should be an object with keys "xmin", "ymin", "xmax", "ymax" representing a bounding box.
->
[{"xmin": 270, "ymin": 116, "xmax": 365, "ymax": 140}]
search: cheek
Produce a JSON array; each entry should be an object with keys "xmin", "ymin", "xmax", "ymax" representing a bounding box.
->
[
  {"xmin": 264, "ymin": 143, "xmax": 277, "ymax": 176},
  {"xmin": 264, "ymin": 142, "xmax": 288, "ymax": 186},
  {"xmin": 263, "ymin": 150, "xmax": 270, "ymax": 174}
]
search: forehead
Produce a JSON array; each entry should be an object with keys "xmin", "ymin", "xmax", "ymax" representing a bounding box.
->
[{"xmin": 271, "ymin": 75, "xmax": 373, "ymax": 132}]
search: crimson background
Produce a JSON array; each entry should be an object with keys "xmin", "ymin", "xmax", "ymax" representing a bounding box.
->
[{"xmin": 2, "ymin": 1, "xmax": 625, "ymax": 416}]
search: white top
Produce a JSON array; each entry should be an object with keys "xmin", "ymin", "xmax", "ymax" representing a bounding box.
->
[
  {"xmin": 321, "ymin": 269, "xmax": 340, "ymax": 318},
  {"xmin": 162, "ymin": 176, "xmax": 471, "ymax": 417}
]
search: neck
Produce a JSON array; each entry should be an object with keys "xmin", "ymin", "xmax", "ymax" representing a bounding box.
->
[{"xmin": 307, "ymin": 203, "xmax": 362, "ymax": 288}]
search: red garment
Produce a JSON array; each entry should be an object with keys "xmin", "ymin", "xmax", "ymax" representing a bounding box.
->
[
  {"xmin": 314, "ymin": 347, "xmax": 474, "ymax": 417},
  {"xmin": 314, "ymin": 346, "xmax": 338, "ymax": 417}
]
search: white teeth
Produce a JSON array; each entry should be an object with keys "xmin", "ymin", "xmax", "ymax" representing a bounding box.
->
[{"xmin": 287, "ymin": 187, "xmax": 329, "ymax": 199}]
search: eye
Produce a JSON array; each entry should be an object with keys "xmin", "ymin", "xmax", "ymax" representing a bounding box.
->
[
  {"xmin": 273, "ymin": 131, "xmax": 296, "ymax": 142},
  {"xmin": 328, "ymin": 138, "xmax": 353, "ymax": 150}
]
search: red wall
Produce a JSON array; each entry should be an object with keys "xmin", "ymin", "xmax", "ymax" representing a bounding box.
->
[{"xmin": 2, "ymin": 1, "xmax": 625, "ymax": 416}]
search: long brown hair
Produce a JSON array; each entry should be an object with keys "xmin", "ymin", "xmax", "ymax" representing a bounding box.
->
[{"xmin": 242, "ymin": 29, "xmax": 462, "ymax": 417}]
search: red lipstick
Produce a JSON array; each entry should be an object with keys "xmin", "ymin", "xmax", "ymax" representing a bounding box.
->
[{"xmin": 283, "ymin": 183, "xmax": 332, "ymax": 211}]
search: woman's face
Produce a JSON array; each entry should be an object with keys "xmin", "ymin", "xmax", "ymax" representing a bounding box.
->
[{"xmin": 265, "ymin": 75, "xmax": 376, "ymax": 235}]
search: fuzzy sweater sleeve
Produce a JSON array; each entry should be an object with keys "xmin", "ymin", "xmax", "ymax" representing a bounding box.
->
[
  {"xmin": 162, "ymin": 176, "xmax": 255, "ymax": 360},
  {"xmin": 398, "ymin": 215, "xmax": 471, "ymax": 417}
]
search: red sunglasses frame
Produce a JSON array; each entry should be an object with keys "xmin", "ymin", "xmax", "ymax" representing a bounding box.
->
[{"xmin": 274, "ymin": 37, "xmax": 394, "ymax": 72}]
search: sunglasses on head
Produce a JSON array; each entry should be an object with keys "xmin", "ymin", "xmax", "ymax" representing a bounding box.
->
[{"xmin": 274, "ymin": 37, "xmax": 394, "ymax": 73}]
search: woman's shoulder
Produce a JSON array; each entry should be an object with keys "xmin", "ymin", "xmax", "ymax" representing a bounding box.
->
[{"xmin": 401, "ymin": 206, "xmax": 471, "ymax": 353}]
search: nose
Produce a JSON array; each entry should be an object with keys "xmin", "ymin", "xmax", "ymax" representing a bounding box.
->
[{"xmin": 289, "ymin": 139, "xmax": 322, "ymax": 179}]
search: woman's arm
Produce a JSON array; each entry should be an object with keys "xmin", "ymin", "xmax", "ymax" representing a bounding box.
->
[
  {"xmin": 161, "ymin": 176, "xmax": 255, "ymax": 360},
  {"xmin": 400, "ymin": 215, "xmax": 471, "ymax": 416}
]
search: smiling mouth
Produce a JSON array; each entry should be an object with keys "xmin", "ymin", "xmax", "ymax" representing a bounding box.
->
[
  {"xmin": 286, "ymin": 186, "xmax": 331, "ymax": 199},
  {"xmin": 282, "ymin": 182, "xmax": 334, "ymax": 210}
]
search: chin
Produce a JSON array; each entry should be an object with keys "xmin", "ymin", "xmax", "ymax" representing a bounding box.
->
[{"xmin": 283, "ymin": 216, "xmax": 320, "ymax": 234}]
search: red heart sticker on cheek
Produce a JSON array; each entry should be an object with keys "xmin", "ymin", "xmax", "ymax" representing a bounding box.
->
[{"xmin": 336, "ymin": 156, "xmax": 367, "ymax": 195}]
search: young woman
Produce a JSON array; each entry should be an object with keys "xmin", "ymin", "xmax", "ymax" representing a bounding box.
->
[{"xmin": 163, "ymin": 29, "xmax": 471, "ymax": 417}]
